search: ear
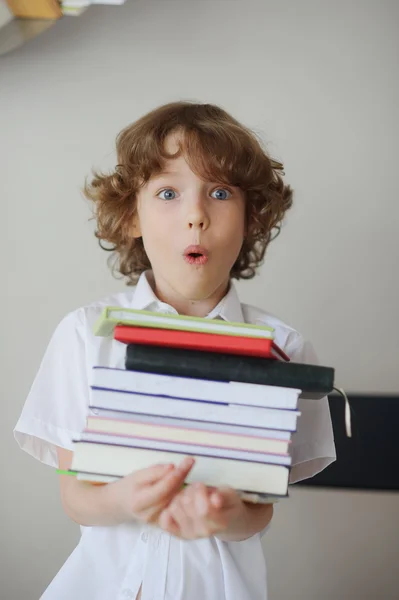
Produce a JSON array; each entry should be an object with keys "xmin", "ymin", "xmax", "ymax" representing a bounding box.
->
[{"xmin": 131, "ymin": 212, "xmax": 142, "ymax": 239}]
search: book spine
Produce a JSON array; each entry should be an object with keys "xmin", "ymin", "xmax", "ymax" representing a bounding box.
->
[
  {"xmin": 90, "ymin": 388, "xmax": 299, "ymax": 431},
  {"xmin": 114, "ymin": 325, "xmax": 277, "ymax": 359},
  {"xmin": 92, "ymin": 367, "xmax": 300, "ymax": 409},
  {"xmin": 80, "ymin": 432, "xmax": 292, "ymax": 465},
  {"xmin": 125, "ymin": 344, "xmax": 334, "ymax": 394}
]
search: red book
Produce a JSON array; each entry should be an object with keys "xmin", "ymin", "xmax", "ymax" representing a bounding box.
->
[{"xmin": 114, "ymin": 325, "xmax": 290, "ymax": 361}]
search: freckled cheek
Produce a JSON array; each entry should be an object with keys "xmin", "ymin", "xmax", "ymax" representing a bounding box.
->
[
  {"xmin": 142, "ymin": 220, "xmax": 177, "ymax": 261},
  {"xmin": 222, "ymin": 213, "xmax": 246, "ymax": 241},
  {"xmin": 140, "ymin": 210, "xmax": 170, "ymax": 237}
]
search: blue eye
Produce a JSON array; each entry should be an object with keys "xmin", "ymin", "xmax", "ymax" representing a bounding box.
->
[
  {"xmin": 211, "ymin": 188, "xmax": 231, "ymax": 200},
  {"xmin": 158, "ymin": 188, "xmax": 177, "ymax": 200}
]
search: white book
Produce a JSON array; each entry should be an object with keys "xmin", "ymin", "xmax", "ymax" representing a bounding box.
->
[
  {"xmin": 79, "ymin": 431, "xmax": 292, "ymax": 466},
  {"xmin": 92, "ymin": 367, "xmax": 301, "ymax": 410},
  {"xmin": 90, "ymin": 388, "xmax": 300, "ymax": 431},
  {"xmin": 86, "ymin": 411, "xmax": 291, "ymax": 454},
  {"xmin": 71, "ymin": 442, "xmax": 290, "ymax": 496},
  {"xmin": 90, "ymin": 408, "xmax": 292, "ymax": 441}
]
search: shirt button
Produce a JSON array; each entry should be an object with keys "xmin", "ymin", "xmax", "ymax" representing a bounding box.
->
[
  {"xmin": 141, "ymin": 532, "xmax": 148, "ymax": 543},
  {"xmin": 155, "ymin": 532, "xmax": 166, "ymax": 547}
]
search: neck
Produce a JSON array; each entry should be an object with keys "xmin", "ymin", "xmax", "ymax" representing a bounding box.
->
[{"xmin": 148, "ymin": 272, "xmax": 229, "ymax": 318}]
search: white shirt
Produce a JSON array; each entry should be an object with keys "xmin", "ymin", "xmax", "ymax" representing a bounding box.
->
[{"xmin": 14, "ymin": 271, "xmax": 336, "ymax": 600}]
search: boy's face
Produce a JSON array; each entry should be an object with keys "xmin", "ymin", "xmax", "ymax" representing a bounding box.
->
[{"xmin": 133, "ymin": 135, "xmax": 246, "ymax": 311}]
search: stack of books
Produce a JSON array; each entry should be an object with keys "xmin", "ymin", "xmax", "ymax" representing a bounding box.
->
[{"xmin": 68, "ymin": 307, "xmax": 335, "ymax": 502}]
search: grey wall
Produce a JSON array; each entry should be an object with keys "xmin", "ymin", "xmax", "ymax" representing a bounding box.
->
[{"xmin": 1, "ymin": 1, "xmax": 398, "ymax": 598}]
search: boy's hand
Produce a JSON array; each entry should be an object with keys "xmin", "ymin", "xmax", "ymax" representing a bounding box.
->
[
  {"xmin": 106, "ymin": 457, "xmax": 195, "ymax": 525},
  {"xmin": 158, "ymin": 482, "xmax": 247, "ymax": 540}
]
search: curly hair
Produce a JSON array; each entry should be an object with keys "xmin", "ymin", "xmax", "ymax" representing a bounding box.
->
[{"xmin": 84, "ymin": 101, "xmax": 293, "ymax": 285}]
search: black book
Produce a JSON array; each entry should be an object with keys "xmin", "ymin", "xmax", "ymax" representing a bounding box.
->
[{"xmin": 125, "ymin": 344, "xmax": 335, "ymax": 399}]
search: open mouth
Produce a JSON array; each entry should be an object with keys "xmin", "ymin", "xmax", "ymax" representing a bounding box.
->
[{"xmin": 184, "ymin": 246, "xmax": 209, "ymax": 265}]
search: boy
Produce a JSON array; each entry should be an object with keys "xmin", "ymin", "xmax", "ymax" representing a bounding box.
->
[{"xmin": 14, "ymin": 101, "xmax": 336, "ymax": 600}]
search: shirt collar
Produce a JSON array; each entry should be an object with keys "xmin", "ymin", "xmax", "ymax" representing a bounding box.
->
[{"xmin": 131, "ymin": 270, "xmax": 245, "ymax": 323}]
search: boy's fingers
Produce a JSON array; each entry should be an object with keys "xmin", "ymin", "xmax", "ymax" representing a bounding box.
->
[
  {"xmin": 181, "ymin": 487, "xmax": 197, "ymax": 519},
  {"xmin": 164, "ymin": 457, "xmax": 194, "ymax": 485},
  {"xmin": 134, "ymin": 456, "xmax": 193, "ymax": 487},
  {"xmin": 212, "ymin": 486, "xmax": 237, "ymax": 508},
  {"xmin": 159, "ymin": 509, "xmax": 180, "ymax": 537},
  {"xmin": 175, "ymin": 456, "xmax": 195, "ymax": 475},
  {"xmin": 210, "ymin": 491, "xmax": 223, "ymax": 509},
  {"xmin": 141, "ymin": 458, "xmax": 194, "ymax": 507},
  {"xmin": 170, "ymin": 497, "xmax": 192, "ymax": 536},
  {"xmin": 192, "ymin": 483, "xmax": 211, "ymax": 516},
  {"xmin": 180, "ymin": 483, "xmax": 218, "ymax": 520},
  {"xmin": 133, "ymin": 463, "xmax": 174, "ymax": 485}
]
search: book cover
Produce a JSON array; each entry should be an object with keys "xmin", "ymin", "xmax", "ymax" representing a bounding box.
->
[
  {"xmin": 114, "ymin": 324, "xmax": 289, "ymax": 360},
  {"xmin": 93, "ymin": 306, "xmax": 274, "ymax": 339},
  {"xmin": 91, "ymin": 366, "xmax": 301, "ymax": 410},
  {"xmin": 88, "ymin": 407, "xmax": 293, "ymax": 441},
  {"xmin": 90, "ymin": 387, "xmax": 301, "ymax": 431},
  {"xmin": 70, "ymin": 442, "xmax": 290, "ymax": 496},
  {"xmin": 79, "ymin": 431, "xmax": 292, "ymax": 465},
  {"xmin": 85, "ymin": 414, "xmax": 291, "ymax": 455},
  {"xmin": 125, "ymin": 344, "xmax": 335, "ymax": 399}
]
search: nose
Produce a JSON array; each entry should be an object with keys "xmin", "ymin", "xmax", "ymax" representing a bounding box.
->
[{"xmin": 186, "ymin": 193, "xmax": 210, "ymax": 231}]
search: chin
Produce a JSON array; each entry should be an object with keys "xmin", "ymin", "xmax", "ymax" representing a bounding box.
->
[
  {"xmin": 178, "ymin": 274, "xmax": 227, "ymax": 302},
  {"xmin": 178, "ymin": 283, "xmax": 213, "ymax": 301}
]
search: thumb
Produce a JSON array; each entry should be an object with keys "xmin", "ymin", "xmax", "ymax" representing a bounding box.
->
[{"xmin": 210, "ymin": 486, "xmax": 238, "ymax": 508}]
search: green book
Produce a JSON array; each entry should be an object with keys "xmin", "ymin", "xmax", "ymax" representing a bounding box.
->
[{"xmin": 93, "ymin": 306, "xmax": 274, "ymax": 339}]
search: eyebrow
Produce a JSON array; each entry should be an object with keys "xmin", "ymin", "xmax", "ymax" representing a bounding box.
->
[{"xmin": 150, "ymin": 171, "xmax": 178, "ymax": 181}]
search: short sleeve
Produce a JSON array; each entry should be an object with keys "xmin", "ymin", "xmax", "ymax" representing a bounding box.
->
[
  {"xmin": 284, "ymin": 332, "xmax": 336, "ymax": 484},
  {"xmin": 13, "ymin": 309, "xmax": 89, "ymax": 468}
]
